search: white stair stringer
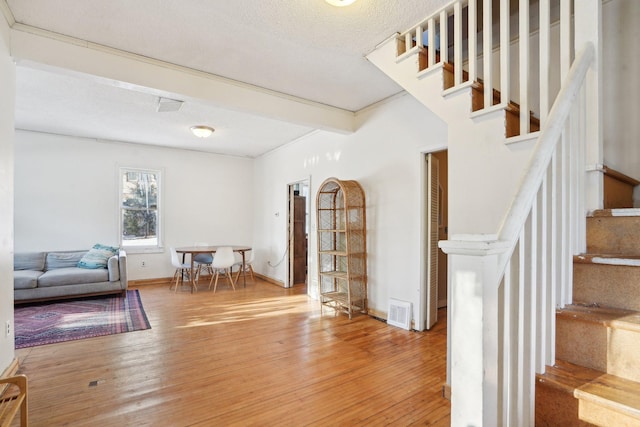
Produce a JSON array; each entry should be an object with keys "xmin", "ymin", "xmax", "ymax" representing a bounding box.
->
[{"xmin": 366, "ymin": 36, "xmax": 472, "ymax": 125}]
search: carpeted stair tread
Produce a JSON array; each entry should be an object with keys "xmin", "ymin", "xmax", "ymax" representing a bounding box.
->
[
  {"xmin": 537, "ymin": 359, "xmax": 604, "ymax": 393},
  {"xmin": 557, "ymin": 304, "xmax": 636, "ymax": 325},
  {"xmin": 539, "ymin": 207, "xmax": 640, "ymax": 425},
  {"xmin": 608, "ymin": 312, "xmax": 640, "ymax": 333},
  {"xmin": 588, "ymin": 208, "xmax": 640, "ymax": 218},
  {"xmin": 574, "ymin": 254, "xmax": 640, "ymax": 264},
  {"xmin": 574, "ymin": 374, "xmax": 640, "ymax": 420}
]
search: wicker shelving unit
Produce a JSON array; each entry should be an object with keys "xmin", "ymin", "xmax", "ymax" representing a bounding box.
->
[{"xmin": 316, "ymin": 177, "xmax": 367, "ymax": 319}]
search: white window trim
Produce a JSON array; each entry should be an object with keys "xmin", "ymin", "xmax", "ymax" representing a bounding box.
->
[{"xmin": 118, "ymin": 166, "xmax": 164, "ymax": 254}]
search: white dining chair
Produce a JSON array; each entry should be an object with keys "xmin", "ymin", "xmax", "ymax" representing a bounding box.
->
[
  {"xmin": 209, "ymin": 246, "xmax": 236, "ymax": 293},
  {"xmin": 170, "ymin": 247, "xmax": 193, "ymax": 292}
]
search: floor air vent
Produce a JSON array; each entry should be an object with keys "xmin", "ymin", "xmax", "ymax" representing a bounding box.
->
[{"xmin": 387, "ymin": 298, "xmax": 411, "ymax": 330}]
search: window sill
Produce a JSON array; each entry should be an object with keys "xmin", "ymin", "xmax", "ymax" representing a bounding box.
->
[{"xmin": 122, "ymin": 246, "xmax": 165, "ymax": 255}]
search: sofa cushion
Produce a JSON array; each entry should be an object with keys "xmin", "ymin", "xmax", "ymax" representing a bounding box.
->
[
  {"xmin": 46, "ymin": 251, "xmax": 87, "ymax": 270},
  {"xmin": 37, "ymin": 267, "xmax": 109, "ymax": 288},
  {"xmin": 78, "ymin": 244, "xmax": 119, "ymax": 269},
  {"xmin": 14, "ymin": 252, "xmax": 45, "ymax": 271},
  {"xmin": 13, "ymin": 270, "xmax": 43, "ymax": 289}
]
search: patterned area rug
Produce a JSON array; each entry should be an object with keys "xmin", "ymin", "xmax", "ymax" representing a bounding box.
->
[{"xmin": 14, "ymin": 290, "xmax": 151, "ymax": 349}]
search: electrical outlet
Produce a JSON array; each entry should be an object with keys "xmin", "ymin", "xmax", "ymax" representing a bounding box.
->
[
  {"xmin": 141, "ymin": 261, "xmax": 146, "ymax": 268},
  {"xmin": 5, "ymin": 320, "xmax": 10, "ymax": 337}
]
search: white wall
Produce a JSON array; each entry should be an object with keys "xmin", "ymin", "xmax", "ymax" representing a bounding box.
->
[
  {"xmin": 603, "ymin": 0, "xmax": 640, "ymax": 187},
  {"xmin": 253, "ymin": 94, "xmax": 447, "ymax": 322},
  {"xmin": 14, "ymin": 131, "xmax": 254, "ymax": 281},
  {"xmin": 0, "ymin": 13, "xmax": 15, "ymax": 372}
]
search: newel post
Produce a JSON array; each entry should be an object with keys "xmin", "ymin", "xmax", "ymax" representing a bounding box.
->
[
  {"xmin": 574, "ymin": 0, "xmax": 603, "ymax": 212},
  {"xmin": 440, "ymin": 235, "xmax": 510, "ymax": 427}
]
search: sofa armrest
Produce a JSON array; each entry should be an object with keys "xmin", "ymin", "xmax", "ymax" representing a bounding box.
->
[
  {"xmin": 118, "ymin": 249, "xmax": 128, "ymax": 289},
  {"xmin": 107, "ymin": 255, "xmax": 120, "ymax": 281}
]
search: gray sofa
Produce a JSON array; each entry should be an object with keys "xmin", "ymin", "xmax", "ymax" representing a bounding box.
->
[{"xmin": 13, "ymin": 249, "xmax": 128, "ymax": 303}]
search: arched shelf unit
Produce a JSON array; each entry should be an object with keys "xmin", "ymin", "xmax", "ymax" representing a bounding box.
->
[{"xmin": 316, "ymin": 177, "xmax": 367, "ymax": 319}]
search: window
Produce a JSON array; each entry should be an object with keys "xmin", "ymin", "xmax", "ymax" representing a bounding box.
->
[{"xmin": 119, "ymin": 167, "xmax": 162, "ymax": 251}]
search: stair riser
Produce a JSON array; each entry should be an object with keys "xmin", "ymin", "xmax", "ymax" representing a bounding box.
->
[
  {"xmin": 608, "ymin": 327, "xmax": 640, "ymax": 383},
  {"xmin": 556, "ymin": 317, "xmax": 607, "ymax": 372},
  {"xmin": 587, "ymin": 216, "xmax": 640, "ymax": 254},
  {"xmin": 442, "ymin": 65, "xmax": 540, "ymax": 138},
  {"xmin": 558, "ymin": 312, "xmax": 640, "ymax": 383},
  {"xmin": 535, "ymin": 382, "xmax": 594, "ymax": 426},
  {"xmin": 573, "ymin": 263, "xmax": 640, "ymax": 311}
]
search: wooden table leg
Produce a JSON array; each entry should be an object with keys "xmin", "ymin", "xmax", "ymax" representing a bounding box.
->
[
  {"xmin": 242, "ymin": 251, "xmax": 247, "ymax": 288},
  {"xmin": 190, "ymin": 254, "xmax": 197, "ymax": 293}
]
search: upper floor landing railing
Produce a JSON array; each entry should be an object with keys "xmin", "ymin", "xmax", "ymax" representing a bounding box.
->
[{"xmin": 396, "ymin": 0, "xmax": 575, "ymax": 139}]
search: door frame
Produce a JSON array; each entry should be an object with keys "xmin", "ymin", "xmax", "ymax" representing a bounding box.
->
[
  {"xmin": 418, "ymin": 147, "xmax": 448, "ymax": 331},
  {"xmin": 286, "ymin": 178, "xmax": 310, "ymax": 289}
]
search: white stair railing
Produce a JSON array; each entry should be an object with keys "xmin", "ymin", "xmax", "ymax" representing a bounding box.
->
[
  {"xmin": 385, "ymin": 0, "xmax": 595, "ymax": 424},
  {"xmin": 396, "ymin": 0, "xmax": 575, "ymax": 138},
  {"xmin": 440, "ymin": 41, "xmax": 593, "ymax": 426}
]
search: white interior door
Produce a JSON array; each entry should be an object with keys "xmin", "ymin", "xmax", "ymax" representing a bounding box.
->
[{"xmin": 426, "ymin": 153, "xmax": 440, "ymax": 330}]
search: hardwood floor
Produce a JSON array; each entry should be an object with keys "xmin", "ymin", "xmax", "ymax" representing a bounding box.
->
[{"xmin": 15, "ymin": 279, "xmax": 450, "ymax": 426}]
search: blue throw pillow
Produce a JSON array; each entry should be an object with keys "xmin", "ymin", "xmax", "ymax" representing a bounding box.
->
[{"xmin": 78, "ymin": 244, "xmax": 119, "ymax": 269}]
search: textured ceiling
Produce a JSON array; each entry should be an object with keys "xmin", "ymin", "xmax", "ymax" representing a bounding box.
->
[
  {"xmin": 15, "ymin": 67, "xmax": 316, "ymax": 157},
  {"xmin": 6, "ymin": 0, "xmax": 449, "ymax": 156}
]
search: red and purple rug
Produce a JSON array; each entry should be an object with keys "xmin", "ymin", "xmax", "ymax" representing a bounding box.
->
[{"xmin": 14, "ymin": 290, "xmax": 151, "ymax": 349}]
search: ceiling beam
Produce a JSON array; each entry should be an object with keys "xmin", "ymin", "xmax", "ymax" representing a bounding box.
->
[
  {"xmin": 10, "ymin": 24, "xmax": 356, "ymax": 134},
  {"xmin": 0, "ymin": 1, "xmax": 15, "ymax": 27}
]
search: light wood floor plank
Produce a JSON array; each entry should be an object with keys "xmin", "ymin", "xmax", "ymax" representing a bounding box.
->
[{"xmin": 15, "ymin": 280, "xmax": 450, "ymax": 426}]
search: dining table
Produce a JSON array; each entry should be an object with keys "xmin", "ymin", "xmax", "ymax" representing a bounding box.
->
[{"xmin": 175, "ymin": 245, "xmax": 252, "ymax": 291}]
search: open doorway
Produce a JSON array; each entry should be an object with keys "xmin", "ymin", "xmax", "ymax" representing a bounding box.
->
[
  {"xmin": 433, "ymin": 151, "xmax": 448, "ymax": 311},
  {"xmin": 421, "ymin": 150, "xmax": 448, "ymax": 331},
  {"xmin": 287, "ymin": 180, "xmax": 309, "ymax": 290}
]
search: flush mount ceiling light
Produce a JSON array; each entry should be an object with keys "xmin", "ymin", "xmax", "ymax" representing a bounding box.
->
[
  {"xmin": 325, "ymin": 0, "xmax": 357, "ymax": 6},
  {"xmin": 190, "ymin": 125, "xmax": 215, "ymax": 138}
]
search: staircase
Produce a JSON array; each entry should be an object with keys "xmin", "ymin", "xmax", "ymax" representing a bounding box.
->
[
  {"xmin": 536, "ymin": 209, "xmax": 640, "ymax": 426},
  {"xmin": 367, "ymin": 0, "xmax": 607, "ymax": 425}
]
